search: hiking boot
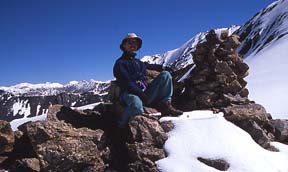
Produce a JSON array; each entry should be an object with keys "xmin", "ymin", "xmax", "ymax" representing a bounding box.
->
[{"xmin": 156, "ymin": 101, "xmax": 183, "ymax": 117}]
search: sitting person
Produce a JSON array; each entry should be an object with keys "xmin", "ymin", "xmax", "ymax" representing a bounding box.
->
[{"xmin": 113, "ymin": 33, "xmax": 183, "ymax": 127}]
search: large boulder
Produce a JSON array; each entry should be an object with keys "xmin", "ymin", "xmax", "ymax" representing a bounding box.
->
[
  {"xmin": 222, "ymin": 103, "xmax": 271, "ymax": 126},
  {"xmin": 16, "ymin": 105, "xmax": 108, "ymax": 172}
]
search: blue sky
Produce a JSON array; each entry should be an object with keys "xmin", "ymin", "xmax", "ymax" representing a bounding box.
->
[{"xmin": 0, "ymin": 0, "xmax": 275, "ymax": 86}]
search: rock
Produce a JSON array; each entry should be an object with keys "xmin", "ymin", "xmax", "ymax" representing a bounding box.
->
[
  {"xmin": 120, "ymin": 115, "xmax": 168, "ymax": 172},
  {"xmin": 266, "ymin": 119, "xmax": 288, "ymax": 143},
  {"xmin": 127, "ymin": 158, "xmax": 158, "ymax": 172},
  {"xmin": 222, "ymin": 104, "xmax": 271, "ymax": 126},
  {"xmin": 127, "ymin": 142, "xmax": 165, "ymax": 162},
  {"xmin": 198, "ymin": 157, "xmax": 230, "ymax": 171},
  {"xmin": 214, "ymin": 61, "xmax": 235, "ymax": 76},
  {"xmin": 222, "ymin": 93, "xmax": 250, "ymax": 105},
  {"xmin": 128, "ymin": 115, "xmax": 168, "ymax": 148},
  {"xmin": 178, "ymin": 30, "xmax": 250, "ymax": 111},
  {"xmin": 160, "ymin": 121, "xmax": 175, "ymax": 133},
  {"xmin": 16, "ymin": 105, "xmax": 109, "ymax": 172},
  {"xmin": 10, "ymin": 158, "xmax": 40, "ymax": 172},
  {"xmin": 234, "ymin": 120, "xmax": 273, "ymax": 148},
  {"xmin": 0, "ymin": 120, "xmax": 15, "ymax": 155}
]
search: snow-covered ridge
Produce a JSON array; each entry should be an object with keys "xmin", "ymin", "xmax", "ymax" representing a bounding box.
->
[
  {"xmin": 141, "ymin": 25, "xmax": 240, "ymax": 70},
  {"xmin": 0, "ymin": 79, "xmax": 111, "ymax": 96},
  {"xmin": 236, "ymin": 0, "xmax": 288, "ymax": 58}
]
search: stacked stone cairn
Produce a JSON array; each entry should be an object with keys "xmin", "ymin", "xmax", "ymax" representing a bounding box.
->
[
  {"xmin": 181, "ymin": 29, "xmax": 250, "ymax": 111},
  {"xmin": 178, "ymin": 30, "xmax": 284, "ymax": 149}
]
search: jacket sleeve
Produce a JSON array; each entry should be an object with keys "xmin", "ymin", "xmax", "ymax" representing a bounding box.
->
[
  {"xmin": 113, "ymin": 60, "xmax": 145, "ymax": 97},
  {"xmin": 144, "ymin": 62, "xmax": 163, "ymax": 72}
]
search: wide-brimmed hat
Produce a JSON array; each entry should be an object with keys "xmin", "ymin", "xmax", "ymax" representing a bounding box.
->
[{"xmin": 120, "ymin": 33, "xmax": 142, "ymax": 51}]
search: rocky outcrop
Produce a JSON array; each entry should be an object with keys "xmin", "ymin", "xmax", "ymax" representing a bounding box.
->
[
  {"xmin": 0, "ymin": 104, "xmax": 169, "ymax": 172},
  {"xmin": 0, "ymin": 105, "xmax": 109, "ymax": 172},
  {"xmin": 1, "ymin": 102, "xmax": 287, "ymax": 171}
]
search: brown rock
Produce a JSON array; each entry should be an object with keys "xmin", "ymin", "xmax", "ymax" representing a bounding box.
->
[
  {"xmin": 222, "ymin": 104, "xmax": 271, "ymax": 126},
  {"xmin": 214, "ymin": 61, "xmax": 235, "ymax": 76},
  {"xmin": 10, "ymin": 158, "xmax": 40, "ymax": 172},
  {"xmin": 266, "ymin": 119, "xmax": 288, "ymax": 143},
  {"xmin": 224, "ymin": 80, "xmax": 243, "ymax": 95},
  {"xmin": 17, "ymin": 105, "xmax": 108, "ymax": 172},
  {"xmin": 198, "ymin": 157, "xmax": 230, "ymax": 171},
  {"xmin": 128, "ymin": 115, "xmax": 168, "ymax": 148},
  {"xmin": 234, "ymin": 120, "xmax": 273, "ymax": 148},
  {"xmin": 0, "ymin": 120, "xmax": 15, "ymax": 154},
  {"xmin": 127, "ymin": 142, "xmax": 165, "ymax": 162},
  {"xmin": 160, "ymin": 121, "xmax": 175, "ymax": 133}
]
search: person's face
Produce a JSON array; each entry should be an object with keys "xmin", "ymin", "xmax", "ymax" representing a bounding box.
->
[{"xmin": 122, "ymin": 39, "xmax": 140, "ymax": 53}]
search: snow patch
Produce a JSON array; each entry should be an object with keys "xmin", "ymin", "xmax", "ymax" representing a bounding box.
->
[{"xmin": 158, "ymin": 110, "xmax": 288, "ymax": 172}]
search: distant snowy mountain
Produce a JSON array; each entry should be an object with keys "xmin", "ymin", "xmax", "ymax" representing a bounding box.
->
[
  {"xmin": 0, "ymin": 80, "xmax": 110, "ymax": 96},
  {"xmin": 236, "ymin": 0, "xmax": 288, "ymax": 58},
  {"xmin": 141, "ymin": 26, "xmax": 240, "ymax": 70},
  {"xmin": 0, "ymin": 80, "xmax": 110, "ymax": 123},
  {"xmin": 238, "ymin": 0, "xmax": 288, "ymax": 118}
]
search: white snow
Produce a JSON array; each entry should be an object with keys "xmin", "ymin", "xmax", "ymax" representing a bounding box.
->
[
  {"xmin": 10, "ymin": 113, "xmax": 47, "ymax": 131},
  {"xmin": 245, "ymin": 36, "xmax": 288, "ymax": 119},
  {"xmin": 71, "ymin": 102, "xmax": 101, "ymax": 110},
  {"xmin": 158, "ymin": 111, "xmax": 288, "ymax": 172},
  {"xmin": 177, "ymin": 64, "xmax": 195, "ymax": 83},
  {"xmin": 142, "ymin": 26, "xmax": 240, "ymax": 70},
  {"xmin": 12, "ymin": 99, "xmax": 31, "ymax": 117},
  {"xmin": 0, "ymin": 80, "xmax": 110, "ymax": 96},
  {"xmin": 237, "ymin": 0, "xmax": 288, "ymax": 58}
]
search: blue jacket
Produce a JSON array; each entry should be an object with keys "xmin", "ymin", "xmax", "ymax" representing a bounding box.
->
[{"xmin": 113, "ymin": 52, "xmax": 162, "ymax": 99}]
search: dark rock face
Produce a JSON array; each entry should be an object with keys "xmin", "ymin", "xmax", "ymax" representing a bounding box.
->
[{"xmin": 0, "ymin": 89, "xmax": 109, "ymax": 122}]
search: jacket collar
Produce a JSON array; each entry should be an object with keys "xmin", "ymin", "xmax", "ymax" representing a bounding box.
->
[{"xmin": 121, "ymin": 52, "xmax": 137, "ymax": 60}]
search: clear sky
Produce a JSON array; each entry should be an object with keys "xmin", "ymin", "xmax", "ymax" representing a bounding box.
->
[{"xmin": 0, "ymin": 0, "xmax": 275, "ymax": 86}]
